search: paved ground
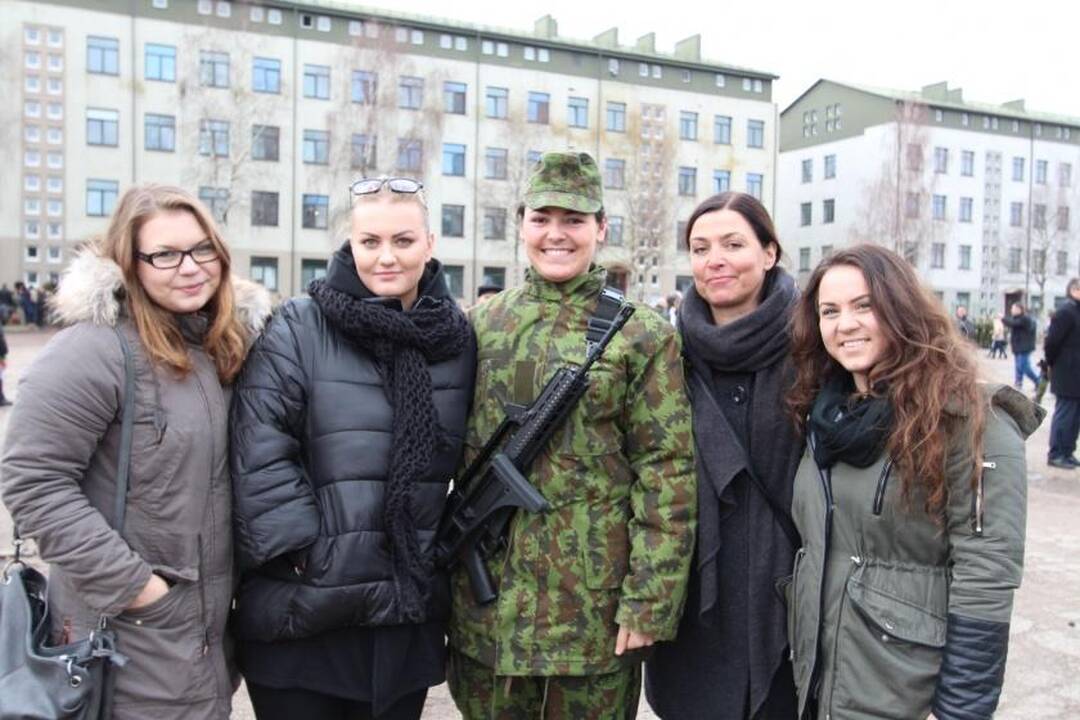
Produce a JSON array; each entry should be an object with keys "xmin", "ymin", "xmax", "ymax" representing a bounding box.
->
[{"xmin": 1, "ymin": 327, "xmax": 1076, "ymax": 718}]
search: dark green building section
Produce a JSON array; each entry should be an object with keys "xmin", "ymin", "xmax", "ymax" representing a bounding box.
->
[
  {"xmin": 781, "ymin": 79, "xmax": 1080, "ymax": 152},
  {"xmin": 32, "ymin": 0, "xmax": 774, "ymax": 101}
]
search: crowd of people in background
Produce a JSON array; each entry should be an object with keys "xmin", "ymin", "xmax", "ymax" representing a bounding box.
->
[{"xmin": 0, "ymin": 282, "xmax": 54, "ymax": 328}]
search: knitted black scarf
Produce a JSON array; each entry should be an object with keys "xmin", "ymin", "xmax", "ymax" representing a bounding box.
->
[
  {"xmin": 809, "ymin": 372, "xmax": 894, "ymax": 469},
  {"xmin": 308, "ymin": 248, "xmax": 470, "ymax": 622}
]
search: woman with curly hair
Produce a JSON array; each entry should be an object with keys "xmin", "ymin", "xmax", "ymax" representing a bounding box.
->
[{"xmin": 784, "ymin": 244, "xmax": 1043, "ymax": 720}]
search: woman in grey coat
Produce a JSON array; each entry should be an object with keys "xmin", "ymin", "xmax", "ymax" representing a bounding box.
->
[
  {"xmin": 1, "ymin": 185, "xmax": 270, "ymax": 720},
  {"xmin": 786, "ymin": 245, "xmax": 1042, "ymax": 720}
]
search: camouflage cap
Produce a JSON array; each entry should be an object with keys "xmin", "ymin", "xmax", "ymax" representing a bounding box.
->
[{"xmin": 523, "ymin": 152, "xmax": 603, "ymax": 213}]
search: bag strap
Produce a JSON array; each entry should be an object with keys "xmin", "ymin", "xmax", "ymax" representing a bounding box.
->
[
  {"xmin": 112, "ymin": 326, "xmax": 136, "ymax": 535},
  {"xmin": 689, "ymin": 370, "xmax": 801, "ymax": 549}
]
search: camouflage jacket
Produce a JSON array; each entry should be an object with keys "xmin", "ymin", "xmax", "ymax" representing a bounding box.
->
[{"xmin": 448, "ymin": 266, "xmax": 697, "ymax": 676}]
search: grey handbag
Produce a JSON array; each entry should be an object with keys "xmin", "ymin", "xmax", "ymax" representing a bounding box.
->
[{"xmin": 0, "ymin": 326, "xmax": 136, "ymax": 720}]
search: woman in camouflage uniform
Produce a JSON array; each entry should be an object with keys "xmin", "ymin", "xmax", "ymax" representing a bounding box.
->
[{"xmin": 447, "ymin": 152, "xmax": 697, "ymax": 719}]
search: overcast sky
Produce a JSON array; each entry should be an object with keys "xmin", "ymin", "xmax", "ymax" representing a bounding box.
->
[{"xmin": 361, "ymin": 0, "xmax": 1080, "ymax": 118}]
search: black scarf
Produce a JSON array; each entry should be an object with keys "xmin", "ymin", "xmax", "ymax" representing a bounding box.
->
[
  {"xmin": 809, "ymin": 372, "xmax": 893, "ymax": 469},
  {"xmin": 308, "ymin": 245, "xmax": 470, "ymax": 622}
]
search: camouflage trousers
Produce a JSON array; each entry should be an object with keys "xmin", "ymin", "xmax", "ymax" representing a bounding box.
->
[{"xmin": 448, "ymin": 651, "xmax": 641, "ymax": 720}]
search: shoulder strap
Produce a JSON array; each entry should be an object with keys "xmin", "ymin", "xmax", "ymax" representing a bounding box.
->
[
  {"xmin": 586, "ymin": 286, "xmax": 626, "ymax": 348},
  {"xmin": 112, "ymin": 327, "xmax": 137, "ymax": 535},
  {"xmin": 689, "ymin": 370, "xmax": 801, "ymax": 549}
]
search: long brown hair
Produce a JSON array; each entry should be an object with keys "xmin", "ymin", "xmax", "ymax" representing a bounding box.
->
[
  {"xmin": 97, "ymin": 184, "xmax": 248, "ymax": 383},
  {"xmin": 788, "ymin": 244, "xmax": 984, "ymax": 516}
]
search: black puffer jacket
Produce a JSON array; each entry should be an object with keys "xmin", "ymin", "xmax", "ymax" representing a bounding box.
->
[
  {"xmin": 1002, "ymin": 313, "xmax": 1037, "ymax": 354},
  {"xmin": 230, "ymin": 256, "xmax": 475, "ymax": 642},
  {"xmin": 1045, "ymin": 297, "xmax": 1080, "ymax": 398}
]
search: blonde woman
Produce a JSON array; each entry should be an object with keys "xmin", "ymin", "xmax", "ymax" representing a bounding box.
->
[{"xmin": 1, "ymin": 184, "xmax": 270, "ymax": 720}]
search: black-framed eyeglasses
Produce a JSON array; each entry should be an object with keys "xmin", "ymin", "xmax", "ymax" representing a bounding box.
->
[
  {"xmin": 349, "ymin": 177, "xmax": 424, "ymax": 197},
  {"xmin": 135, "ymin": 241, "xmax": 220, "ymax": 269}
]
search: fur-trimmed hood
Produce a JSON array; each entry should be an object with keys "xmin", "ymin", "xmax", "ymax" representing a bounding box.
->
[{"xmin": 52, "ymin": 251, "xmax": 272, "ymax": 338}]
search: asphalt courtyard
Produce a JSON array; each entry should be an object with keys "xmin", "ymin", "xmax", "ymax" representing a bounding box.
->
[{"xmin": 1, "ymin": 327, "xmax": 1077, "ymax": 719}]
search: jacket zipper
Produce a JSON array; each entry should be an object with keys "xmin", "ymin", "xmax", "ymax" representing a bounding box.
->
[
  {"xmin": 191, "ymin": 363, "xmax": 216, "ymax": 659},
  {"xmin": 805, "ymin": 433, "xmax": 833, "ymax": 704},
  {"xmin": 871, "ymin": 460, "xmax": 894, "ymax": 516},
  {"xmin": 972, "ymin": 461, "xmax": 994, "ymax": 536},
  {"xmin": 788, "ymin": 547, "xmax": 806, "ymax": 662}
]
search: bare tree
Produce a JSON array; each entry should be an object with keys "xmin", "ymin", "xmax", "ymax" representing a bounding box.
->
[{"xmin": 1028, "ymin": 179, "xmax": 1079, "ymax": 306}]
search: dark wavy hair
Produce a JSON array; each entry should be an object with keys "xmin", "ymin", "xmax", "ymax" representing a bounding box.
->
[
  {"xmin": 684, "ymin": 191, "xmax": 784, "ymax": 263},
  {"xmin": 787, "ymin": 244, "xmax": 984, "ymax": 516}
]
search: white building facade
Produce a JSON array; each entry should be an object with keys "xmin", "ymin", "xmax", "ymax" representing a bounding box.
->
[
  {"xmin": 779, "ymin": 80, "xmax": 1080, "ymax": 318},
  {"xmin": 5, "ymin": 0, "xmax": 777, "ymax": 303}
]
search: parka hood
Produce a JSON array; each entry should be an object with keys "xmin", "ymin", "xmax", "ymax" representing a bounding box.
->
[{"xmin": 52, "ymin": 250, "xmax": 272, "ymax": 338}]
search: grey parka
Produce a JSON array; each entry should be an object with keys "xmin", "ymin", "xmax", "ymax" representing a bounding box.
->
[
  {"xmin": 786, "ymin": 385, "xmax": 1043, "ymax": 720},
  {"xmin": 1, "ymin": 253, "xmax": 270, "ymax": 720}
]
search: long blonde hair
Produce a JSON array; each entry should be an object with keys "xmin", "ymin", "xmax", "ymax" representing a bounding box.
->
[{"xmin": 97, "ymin": 184, "xmax": 248, "ymax": 383}]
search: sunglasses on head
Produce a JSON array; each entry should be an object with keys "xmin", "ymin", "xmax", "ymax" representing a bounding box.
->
[{"xmin": 349, "ymin": 177, "xmax": 424, "ymax": 197}]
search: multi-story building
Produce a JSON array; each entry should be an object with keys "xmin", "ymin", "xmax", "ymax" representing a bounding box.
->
[
  {"xmin": 5, "ymin": 0, "xmax": 777, "ymax": 303},
  {"xmin": 779, "ymin": 79, "xmax": 1080, "ymax": 317}
]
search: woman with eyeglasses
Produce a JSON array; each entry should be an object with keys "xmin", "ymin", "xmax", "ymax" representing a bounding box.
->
[
  {"xmin": 785, "ymin": 244, "xmax": 1041, "ymax": 720},
  {"xmin": 230, "ymin": 176, "xmax": 475, "ymax": 720},
  {"xmin": 1, "ymin": 184, "xmax": 270, "ymax": 719}
]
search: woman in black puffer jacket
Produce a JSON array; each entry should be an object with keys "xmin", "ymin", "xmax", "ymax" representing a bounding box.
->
[{"xmin": 230, "ymin": 177, "xmax": 475, "ymax": 720}]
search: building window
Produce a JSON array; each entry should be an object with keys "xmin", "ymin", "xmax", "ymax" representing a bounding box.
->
[
  {"xmin": 87, "ymin": 36, "xmax": 119, "ymax": 75},
  {"xmin": 934, "ymin": 147, "xmax": 948, "ymax": 174},
  {"xmin": 398, "ymin": 76, "xmax": 423, "ymax": 109},
  {"xmin": 442, "ymin": 143, "xmax": 466, "ymax": 176},
  {"xmin": 249, "ymin": 257, "xmax": 278, "ymax": 291},
  {"xmin": 251, "ymin": 191, "xmax": 278, "ymax": 227},
  {"xmin": 607, "ymin": 216, "xmax": 624, "ymax": 246},
  {"xmin": 351, "ymin": 70, "xmax": 377, "ymax": 104},
  {"xmin": 1057, "ymin": 251, "xmax": 1069, "ymax": 276},
  {"xmin": 301, "ymin": 259, "xmax": 327, "ymax": 288},
  {"xmin": 1059, "ymin": 206, "xmax": 1071, "ymax": 231},
  {"xmin": 302, "ymin": 129, "xmax": 329, "ymax": 164},
  {"xmin": 86, "ymin": 179, "xmax": 119, "ymax": 216},
  {"xmin": 444, "ymin": 81, "xmax": 467, "ymax": 114},
  {"xmin": 303, "ymin": 64, "xmax": 330, "ymax": 99},
  {"xmin": 443, "ymin": 265, "xmax": 464, "ymax": 298},
  {"xmin": 823, "ymin": 199, "xmax": 835, "ymax": 224},
  {"xmin": 678, "ymin": 167, "xmax": 697, "ymax": 196},
  {"xmin": 823, "ymin": 154, "xmax": 836, "ymax": 180},
  {"xmin": 25, "ymin": 50, "xmax": 41, "ymax": 70},
  {"xmin": 527, "ymin": 150, "xmax": 542, "ymax": 167},
  {"xmin": 47, "ymin": 102, "xmax": 62, "ymax": 120},
  {"xmin": 713, "ymin": 169, "xmax": 731, "ymax": 193},
  {"xmin": 746, "ymin": 173, "xmax": 763, "ymax": 200},
  {"xmin": 47, "ymin": 246, "xmax": 62, "ymax": 263},
  {"xmin": 252, "ymin": 57, "xmax": 281, "ymax": 93},
  {"xmin": 442, "ymin": 204, "xmax": 465, "ymax": 237},
  {"xmin": 906, "ymin": 144, "xmax": 922, "ymax": 171},
  {"xmin": 199, "ymin": 119, "xmax": 229, "ymax": 157},
  {"xmin": 484, "ymin": 147, "xmax": 508, "ymax": 180},
  {"xmin": 961, "ymin": 150, "xmax": 974, "ymax": 177},
  {"xmin": 46, "ymin": 199, "xmax": 62, "ymax": 217},
  {"xmin": 527, "ymin": 92, "xmax": 550, "ymax": 124},
  {"xmin": 350, "ymin": 133, "xmax": 376, "ymax": 170},
  {"xmin": 25, "ymin": 198, "xmax": 41, "ymax": 216},
  {"xmin": 198, "ymin": 187, "xmax": 229, "ymax": 224},
  {"xmin": 1062, "ymin": 163, "xmax": 1073, "ymax": 187},
  {"xmin": 801, "ymin": 159, "xmax": 812, "ymax": 183},
  {"xmin": 252, "ymin": 125, "xmax": 279, "ymax": 161},
  {"xmin": 47, "ymin": 222, "xmax": 61, "ymax": 239},
  {"xmin": 1012, "ymin": 157, "xmax": 1025, "ymax": 182},
  {"xmin": 25, "ymin": 221, "xmax": 41, "ymax": 239},
  {"xmin": 1034, "ymin": 204, "xmax": 1047, "ymax": 230},
  {"xmin": 568, "ymin": 97, "xmax": 589, "ymax": 129},
  {"xmin": 1009, "ymin": 202, "xmax": 1023, "ymax": 227},
  {"xmin": 604, "ymin": 159, "xmax": 625, "ymax": 189},
  {"xmin": 302, "ymin": 194, "xmax": 329, "ymax": 229},
  {"xmin": 606, "ymin": 102, "xmax": 626, "ymax": 132},
  {"xmin": 1036, "ymin": 159, "xmax": 1048, "ymax": 184},
  {"xmin": 714, "ymin": 115, "xmax": 732, "ymax": 145},
  {"xmin": 483, "ymin": 207, "xmax": 506, "ymax": 239},
  {"xmin": 199, "ymin": 50, "xmax": 229, "ymax": 88},
  {"xmin": 25, "ymin": 100, "xmax": 41, "ymax": 118},
  {"xmin": 485, "ymin": 87, "xmax": 508, "ymax": 119},
  {"xmin": 959, "ymin": 245, "xmax": 972, "ymax": 270},
  {"xmin": 86, "ymin": 108, "xmax": 119, "ymax": 146},
  {"xmin": 145, "ymin": 113, "xmax": 175, "ymax": 152},
  {"xmin": 1033, "ymin": 250, "xmax": 1046, "ymax": 275},
  {"xmin": 800, "ymin": 202, "xmax": 812, "ymax": 227},
  {"xmin": 47, "ymin": 151, "xmax": 62, "ymax": 168},
  {"xmin": 931, "ymin": 242, "xmax": 945, "ymax": 269},
  {"xmin": 905, "ymin": 192, "xmax": 920, "ymax": 218},
  {"xmin": 932, "ymin": 194, "xmax": 947, "ymax": 220},
  {"xmin": 679, "ymin": 111, "xmax": 698, "ymax": 141},
  {"xmin": 1008, "ymin": 247, "xmax": 1022, "ymax": 273},
  {"xmin": 747, "ymin": 119, "xmax": 765, "ymax": 148},
  {"xmin": 47, "ymin": 175, "xmax": 62, "ymax": 193},
  {"xmin": 144, "ymin": 43, "xmax": 175, "ymax": 81},
  {"xmin": 25, "ymin": 175, "xmax": 42, "ymax": 192},
  {"xmin": 397, "ymin": 139, "xmax": 423, "ymax": 172},
  {"xmin": 959, "ymin": 196, "xmax": 973, "ymax": 223}
]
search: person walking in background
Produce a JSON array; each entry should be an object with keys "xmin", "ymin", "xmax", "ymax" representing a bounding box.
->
[
  {"xmin": 34, "ymin": 285, "xmax": 49, "ymax": 328},
  {"xmin": 954, "ymin": 305, "xmax": 976, "ymax": 342},
  {"xmin": 1045, "ymin": 279, "xmax": 1080, "ymax": 469},
  {"xmin": 786, "ymin": 244, "xmax": 1041, "ymax": 720},
  {"xmin": 16, "ymin": 282, "xmax": 35, "ymax": 326},
  {"xmin": 230, "ymin": 177, "xmax": 475, "ymax": 720},
  {"xmin": 645, "ymin": 192, "xmax": 801, "ymax": 719},
  {"xmin": 1002, "ymin": 302, "xmax": 1039, "ymax": 389},
  {"xmin": 0, "ymin": 319, "xmax": 9, "ymax": 406},
  {"xmin": 1, "ymin": 184, "xmax": 270, "ymax": 719},
  {"xmin": 0, "ymin": 284, "xmax": 14, "ymax": 324},
  {"xmin": 989, "ymin": 315, "xmax": 1009, "ymax": 358}
]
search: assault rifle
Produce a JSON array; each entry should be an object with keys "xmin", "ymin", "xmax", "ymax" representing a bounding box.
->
[{"xmin": 435, "ymin": 294, "xmax": 635, "ymax": 605}]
